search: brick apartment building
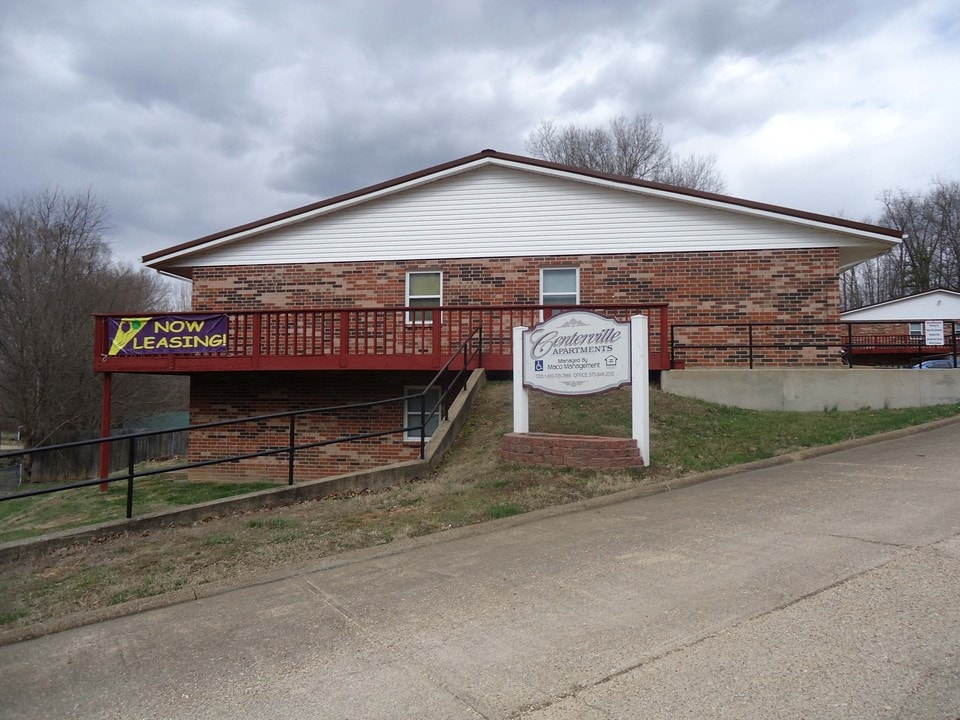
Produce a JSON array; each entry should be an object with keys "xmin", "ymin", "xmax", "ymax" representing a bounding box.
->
[{"xmin": 95, "ymin": 150, "xmax": 901, "ymax": 480}]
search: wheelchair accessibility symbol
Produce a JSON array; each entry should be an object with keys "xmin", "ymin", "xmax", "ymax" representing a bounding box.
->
[{"xmin": 534, "ymin": 360, "xmax": 544, "ymax": 372}]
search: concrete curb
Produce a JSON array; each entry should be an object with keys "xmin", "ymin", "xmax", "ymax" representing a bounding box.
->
[{"xmin": 2, "ymin": 413, "xmax": 959, "ymax": 647}]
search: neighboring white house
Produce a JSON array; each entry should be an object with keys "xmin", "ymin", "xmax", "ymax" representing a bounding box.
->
[
  {"xmin": 842, "ymin": 289, "xmax": 960, "ymax": 337},
  {"xmin": 836, "ymin": 288, "xmax": 960, "ymax": 370}
]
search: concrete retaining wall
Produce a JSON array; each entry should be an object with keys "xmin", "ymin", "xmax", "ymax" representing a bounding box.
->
[{"xmin": 661, "ymin": 368, "xmax": 960, "ymax": 411}]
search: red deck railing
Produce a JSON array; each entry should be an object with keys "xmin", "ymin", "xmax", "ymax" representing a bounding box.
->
[
  {"xmin": 844, "ymin": 333, "xmax": 959, "ymax": 354},
  {"xmin": 94, "ymin": 304, "xmax": 671, "ymax": 373}
]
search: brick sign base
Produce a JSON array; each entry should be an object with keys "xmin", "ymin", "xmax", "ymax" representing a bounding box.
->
[{"xmin": 500, "ymin": 432, "xmax": 643, "ymax": 471}]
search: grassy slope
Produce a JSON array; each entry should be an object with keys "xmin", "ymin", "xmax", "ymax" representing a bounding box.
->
[{"xmin": 1, "ymin": 382, "xmax": 959, "ymax": 632}]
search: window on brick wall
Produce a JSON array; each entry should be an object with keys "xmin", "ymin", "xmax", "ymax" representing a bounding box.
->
[
  {"xmin": 403, "ymin": 386, "xmax": 441, "ymax": 441},
  {"xmin": 541, "ymin": 267, "xmax": 579, "ymax": 307},
  {"xmin": 909, "ymin": 322, "xmax": 922, "ymax": 338},
  {"xmin": 406, "ymin": 271, "xmax": 442, "ymax": 324}
]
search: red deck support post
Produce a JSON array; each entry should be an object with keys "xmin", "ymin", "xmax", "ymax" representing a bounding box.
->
[
  {"xmin": 659, "ymin": 305, "xmax": 670, "ymax": 369},
  {"xmin": 251, "ymin": 313, "xmax": 262, "ymax": 368},
  {"xmin": 432, "ymin": 313, "xmax": 442, "ymax": 365},
  {"xmin": 339, "ymin": 310, "xmax": 350, "ymax": 367}
]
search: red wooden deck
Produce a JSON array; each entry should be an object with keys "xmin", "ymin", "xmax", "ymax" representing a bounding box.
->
[
  {"xmin": 94, "ymin": 304, "xmax": 671, "ymax": 374},
  {"xmin": 843, "ymin": 333, "xmax": 959, "ymax": 363}
]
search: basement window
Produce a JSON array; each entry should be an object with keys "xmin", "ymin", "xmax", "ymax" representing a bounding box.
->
[{"xmin": 404, "ymin": 386, "xmax": 441, "ymax": 442}]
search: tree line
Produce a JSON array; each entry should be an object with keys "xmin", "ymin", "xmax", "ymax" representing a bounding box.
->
[
  {"xmin": 0, "ymin": 189, "xmax": 185, "ymax": 478},
  {"xmin": 840, "ymin": 180, "xmax": 960, "ymax": 310}
]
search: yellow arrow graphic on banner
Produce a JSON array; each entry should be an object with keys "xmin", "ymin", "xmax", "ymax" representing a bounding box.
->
[{"xmin": 108, "ymin": 317, "xmax": 153, "ymax": 356}]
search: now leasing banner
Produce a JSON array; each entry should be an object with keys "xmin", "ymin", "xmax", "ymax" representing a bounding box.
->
[{"xmin": 107, "ymin": 314, "xmax": 229, "ymax": 356}]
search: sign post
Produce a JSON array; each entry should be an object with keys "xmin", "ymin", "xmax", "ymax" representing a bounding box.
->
[
  {"xmin": 631, "ymin": 315, "xmax": 649, "ymax": 465},
  {"xmin": 512, "ymin": 325, "xmax": 529, "ymax": 433},
  {"xmin": 513, "ymin": 311, "xmax": 649, "ymax": 466}
]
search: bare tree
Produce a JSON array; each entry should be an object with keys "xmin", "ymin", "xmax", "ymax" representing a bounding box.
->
[
  {"xmin": 526, "ymin": 113, "xmax": 725, "ymax": 193},
  {"xmin": 840, "ymin": 254, "xmax": 902, "ymax": 310},
  {"xmin": 929, "ymin": 179, "xmax": 960, "ymax": 290},
  {"xmin": 0, "ymin": 189, "xmax": 179, "ymax": 477},
  {"xmin": 841, "ymin": 179, "xmax": 960, "ymax": 310},
  {"xmin": 659, "ymin": 153, "xmax": 727, "ymax": 194}
]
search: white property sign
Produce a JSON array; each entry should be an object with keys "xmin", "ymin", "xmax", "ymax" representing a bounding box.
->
[
  {"xmin": 512, "ymin": 311, "xmax": 649, "ymax": 466},
  {"xmin": 521, "ymin": 311, "xmax": 631, "ymax": 395},
  {"xmin": 925, "ymin": 320, "xmax": 945, "ymax": 346}
]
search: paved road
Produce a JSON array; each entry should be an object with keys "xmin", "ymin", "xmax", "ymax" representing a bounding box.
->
[{"xmin": 2, "ymin": 422, "xmax": 960, "ymax": 719}]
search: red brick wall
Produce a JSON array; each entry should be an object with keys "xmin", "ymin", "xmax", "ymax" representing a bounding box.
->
[
  {"xmin": 188, "ymin": 371, "xmax": 433, "ymax": 482},
  {"xmin": 185, "ymin": 248, "xmax": 842, "ymax": 481},
  {"xmin": 849, "ymin": 322, "xmax": 917, "ymax": 336},
  {"xmin": 193, "ymin": 248, "xmax": 840, "ymax": 322},
  {"xmin": 192, "ymin": 247, "xmax": 842, "ymax": 367},
  {"xmin": 500, "ymin": 433, "xmax": 643, "ymax": 470}
]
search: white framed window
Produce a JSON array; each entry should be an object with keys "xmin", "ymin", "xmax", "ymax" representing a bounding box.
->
[
  {"xmin": 909, "ymin": 322, "xmax": 923, "ymax": 338},
  {"xmin": 404, "ymin": 386, "xmax": 441, "ymax": 441},
  {"xmin": 406, "ymin": 271, "xmax": 442, "ymax": 324},
  {"xmin": 541, "ymin": 267, "xmax": 579, "ymax": 306}
]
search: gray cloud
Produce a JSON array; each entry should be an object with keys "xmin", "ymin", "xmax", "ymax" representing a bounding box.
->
[{"xmin": 0, "ymin": 0, "xmax": 957, "ymax": 266}]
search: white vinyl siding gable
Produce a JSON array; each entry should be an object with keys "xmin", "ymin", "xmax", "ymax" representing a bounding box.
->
[
  {"xmin": 168, "ymin": 164, "xmax": 890, "ymax": 272},
  {"xmin": 840, "ymin": 290, "xmax": 960, "ymax": 322}
]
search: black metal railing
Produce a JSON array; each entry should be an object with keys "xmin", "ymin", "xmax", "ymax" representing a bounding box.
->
[
  {"xmin": 0, "ymin": 328, "xmax": 482, "ymax": 520},
  {"xmin": 670, "ymin": 321, "xmax": 960, "ymax": 369}
]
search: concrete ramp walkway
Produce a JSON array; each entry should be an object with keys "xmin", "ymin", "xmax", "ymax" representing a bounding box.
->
[{"xmin": 2, "ymin": 422, "xmax": 960, "ymax": 719}]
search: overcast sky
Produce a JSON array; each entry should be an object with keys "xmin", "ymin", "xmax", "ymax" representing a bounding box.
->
[{"xmin": 1, "ymin": 0, "xmax": 958, "ymax": 267}]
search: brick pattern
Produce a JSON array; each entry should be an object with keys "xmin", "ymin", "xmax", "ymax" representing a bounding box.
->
[
  {"xmin": 500, "ymin": 432, "xmax": 643, "ymax": 470},
  {"xmin": 193, "ymin": 249, "xmax": 837, "ymax": 319},
  {"xmin": 850, "ymin": 322, "xmax": 918, "ymax": 336},
  {"xmin": 188, "ymin": 371, "xmax": 434, "ymax": 482},
  {"xmin": 192, "ymin": 248, "xmax": 841, "ymax": 367},
  {"xmin": 186, "ymin": 247, "xmax": 841, "ymax": 481}
]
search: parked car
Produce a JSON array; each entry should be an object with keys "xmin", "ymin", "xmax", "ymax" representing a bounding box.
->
[{"xmin": 910, "ymin": 357, "xmax": 960, "ymax": 369}]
